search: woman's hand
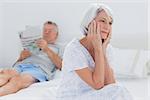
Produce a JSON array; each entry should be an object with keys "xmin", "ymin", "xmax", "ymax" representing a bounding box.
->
[
  {"xmin": 18, "ymin": 49, "xmax": 31, "ymax": 61},
  {"xmin": 87, "ymin": 20, "xmax": 102, "ymax": 50},
  {"xmin": 36, "ymin": 39, "xmax": 49, "ymax": 52},
  {"xmin": 102, "ymin": 32, "xmax": 111, "ymax": 52}
]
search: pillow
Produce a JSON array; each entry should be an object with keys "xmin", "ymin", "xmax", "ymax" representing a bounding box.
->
[
  {"xmin": 111, "ymin": 48, "xmax": 138, "ymax": 78},
  {"xmin": 110, "ymin": 46, "xmax": 149, "ymax": 79},
  {"xmin": 146, "ymin": 60, "xmax": 150, "ymax": 74},
  {"xmin": 134, "ymin": 50, "xmax": 150, "ymax": 77}
]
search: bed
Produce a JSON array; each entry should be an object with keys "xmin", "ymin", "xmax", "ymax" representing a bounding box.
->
[
  {"xmin": 0, "ymin": 46, "xmax": 149, "ymax": 100},
  {"xmin": 0, "ymin": 71, "xmax": 149, "ymax": 100},
  {"xmin": 117, "ymin": 77, "xmax": 150, "ymax": 100}
]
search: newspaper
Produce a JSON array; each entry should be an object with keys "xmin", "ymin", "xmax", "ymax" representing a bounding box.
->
[{"xmin": 19, "ymin": 26, "xmax": 42, "ymax": 54}]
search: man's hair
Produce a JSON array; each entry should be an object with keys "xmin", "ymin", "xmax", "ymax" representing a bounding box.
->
[{"xmin": 44, "ymin": 21, "xmax": 58, "ymax": 33}]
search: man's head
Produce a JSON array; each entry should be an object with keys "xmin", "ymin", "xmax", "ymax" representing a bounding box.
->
[{"xmin": 43, "ymin": 21, "xmax": 58, "ymax": 44}]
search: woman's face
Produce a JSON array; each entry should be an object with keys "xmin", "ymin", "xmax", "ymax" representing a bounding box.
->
[{"xmin": 95, "ymin": 10, "xmax": 113, "ymax": 39}]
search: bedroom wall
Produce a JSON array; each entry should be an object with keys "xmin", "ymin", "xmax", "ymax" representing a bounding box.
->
[{"xmin": 0, "ymin": 0, "xmax": 148, "ymax": 67}]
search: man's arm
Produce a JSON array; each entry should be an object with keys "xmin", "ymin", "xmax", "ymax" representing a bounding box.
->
[
  {"xmin": 36, "ymin": 39, "xmax": 62, "ymax": 70},
  {"xmin": 12, "ymin": 50, "xmax": 31, "ymax": 67},
  {"xmin": 44, "ymin": 47, "xmax": 62, "ymax": 70}
]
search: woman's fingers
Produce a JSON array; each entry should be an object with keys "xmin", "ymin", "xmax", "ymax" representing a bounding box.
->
[
  {"xmin": 93, "ymin": 20, "xmax": 96, "ymax": 34},
  {"xmin": 90, "ymin": 21, "xmax": 94, "ymax": 35},
  {"xmin": 108, "ymin": 32, "xmax": 112, "ymax": 40},
  {"xmin": 88, "ymin": 20, "xmax": 97, "ymax": 35},
  {"xmin": 102, "ymin": 32, "xmax": 111, "ymax": 49},
  {"xmin": 88, "ymin": 22, "xmax": 92, "ymax": 35},
  {"xmin": 106, "ymin": 32, "xmax": 111, "ymax": 43},
  {"xmin": 96, "ymin": 22, "xmax": 102, "ymax": 40},
  {"xmin": 96, "ymin": 22, "xmax": 100, "ymax": 35},
  {"xmin": 88, "ymin": 20, "xmax": 101, "ymax": 42},
  {"xmin": 91, "ymin": 20, "xmax": 97, "ymax": 35}
]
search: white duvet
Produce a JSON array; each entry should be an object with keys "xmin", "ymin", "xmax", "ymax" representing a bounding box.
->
[
  {"xmin": 0, "ymin": 78, "xmax": 133, "ymax": 100},
  {"xmin": 0, "ymin": 79, "xmax": 59, "ymax": 100}
]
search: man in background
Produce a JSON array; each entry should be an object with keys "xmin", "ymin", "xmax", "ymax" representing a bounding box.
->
[{"xmin": 0, "ymin": 21, "xmax": 63, "ymax": 96}]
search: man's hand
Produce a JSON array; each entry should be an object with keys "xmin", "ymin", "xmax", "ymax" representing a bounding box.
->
[
  {"xmin": 36, "ymin": 39, "xmax": 49, "ymax": 52},
  {"xmin": 18, "ymin": 49, "xmax": 31, "ymax": 61}
]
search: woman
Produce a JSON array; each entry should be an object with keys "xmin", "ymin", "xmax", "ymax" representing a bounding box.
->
[{"xmin": 57, "ymin": 4, "xmax": 132, "ymax": 100}]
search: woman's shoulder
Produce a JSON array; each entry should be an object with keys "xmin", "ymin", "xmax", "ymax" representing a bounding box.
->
[
  {"xmin": 63, "ymin": 38, "xmax": 87, "ymax": 58},
  {"xmin": 65, "ymin": 38, "xmax": 81, "ymax": 51}
]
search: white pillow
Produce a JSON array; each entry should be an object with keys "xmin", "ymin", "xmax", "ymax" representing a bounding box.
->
[
  {"xmin": 112, "ymin": 48, "xmax": 138, "ymax": 78},
  {"xmin": 146, "ymin": 60, "xmax": 150, "ymax": 74},
  {"xmin": 109, "ymin": 46, "xmax": 149, "ymax": 79},
  {"xmin": 134, "ymin": 50, "xmax": 150, "ymax": 77}
]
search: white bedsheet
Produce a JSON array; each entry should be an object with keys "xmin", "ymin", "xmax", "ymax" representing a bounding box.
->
[
  {"xmin": 0, "ymin": 74, "xmax": 149, "ymax": 100},
  {"xmin": 0, "ymin": 79, "xmax": 60, "ymax": 100},
  {"xmin": 117, "ymin": 76, "xmax": 150, "ymax": 100},
  {"xmin": 0, "ymin": 79, "xmax": 132, "ymax": 100}
]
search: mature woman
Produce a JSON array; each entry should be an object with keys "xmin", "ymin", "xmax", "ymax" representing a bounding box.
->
[{"xmin": 57, "ymin": 4, "xmax": 132, "ymax": 100}]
